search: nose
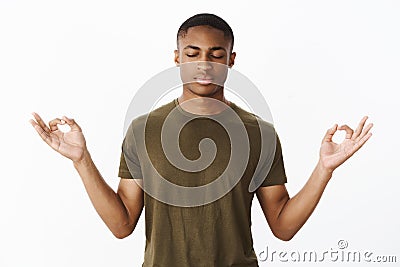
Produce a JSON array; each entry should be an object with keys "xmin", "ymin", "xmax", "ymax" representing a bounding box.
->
[{"xmin": 197, "ymin": 61, "xmax": 212, "ymax": 71}]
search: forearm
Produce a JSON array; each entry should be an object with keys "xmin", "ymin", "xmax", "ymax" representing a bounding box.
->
[
  {"xmin": 73, "ymin": 149, "xmax": 132, "ymax": 236},
  {"xmin": 277, "ymin": 161, "xmax": 332, "ymax": 240}
]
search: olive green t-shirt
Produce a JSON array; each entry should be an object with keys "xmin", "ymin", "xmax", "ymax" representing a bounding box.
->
[{"xmin": 118, "ymin": 98, "xmax": 287, "ymax": 267}]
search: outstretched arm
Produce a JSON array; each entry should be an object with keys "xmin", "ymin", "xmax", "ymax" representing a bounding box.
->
[
  {"xmin": 256, "ymin": 116, "xmax": 373, "ymax": 241},
  {"xmin": 30, "ymin": 113, "xmax": 143, "ymax": 238}
]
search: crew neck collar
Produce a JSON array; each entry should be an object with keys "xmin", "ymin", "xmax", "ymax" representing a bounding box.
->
[{"xmin": 173, "ymin": 98, "xmax": 236, "ymax": 118}]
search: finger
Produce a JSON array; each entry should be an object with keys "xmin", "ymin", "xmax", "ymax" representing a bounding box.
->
[
  {"xmin": 322, "ymin": 124, "xmax": 338, "ymax": 144},
  {"xmin": 62, "ymin": 116, "xmax": 82, "ymax": 131},
  {"xmin": 352, "ymin": 116, "xmax": 368, "ymax": 140},
  {"xmin": 49, "ymin": 118, "xmax": 63, "ymax": 131},
  {"xmin": 351, "ymin": 132, "xmax": 373, "ymax": 154},
  {"xmin": 29, "ymin": 118, "xmax": 52, "ymax": 145},
  {"xmin": 356, "ymin": 123, "xmax": 374, "ymax": 142},
  {"xmin": 338, "ymin": 124, "xmax": 354, "ymax": 139},
  {"xmin": 31, "ymin": 112, "xmax": 50, "ymax": 133}
]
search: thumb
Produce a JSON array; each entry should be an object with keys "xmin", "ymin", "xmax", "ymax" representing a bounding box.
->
[{"xmin": 322, "ymin": 124, "xmax": 338, "ymax": 144}]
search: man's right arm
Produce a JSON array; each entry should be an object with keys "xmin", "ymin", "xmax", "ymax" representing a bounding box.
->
[
  {"xmin": 74, "ymin": 150, "xmax": 144, "ymax": 239},
  {"xmin": 30, "ymin": 112, "xmax": 143, "ymax": 239}
]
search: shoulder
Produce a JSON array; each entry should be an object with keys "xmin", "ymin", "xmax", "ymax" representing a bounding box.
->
[
  {"xmin": 231, "ymin": 102, "xmax": 275, "ymax": 135},
  {"xmin": 128, "ymin": 99, "xmax": 176, "ymax": 130}
]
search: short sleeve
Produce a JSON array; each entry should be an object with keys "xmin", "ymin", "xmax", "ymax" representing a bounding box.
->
[
  {"xmin": 118, "ymin": 123, "xmax": 143, "ymax": 179},
  {"xmin": 260, "ymin": 134, "xmax": 287, "ymax": 187},
  {"xmin": 118, "ymin": 152, "xmax": 133, "ymax": 179}
]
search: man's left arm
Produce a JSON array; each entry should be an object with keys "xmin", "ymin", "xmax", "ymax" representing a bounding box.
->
[{"xmin": 256, "ymin": 116, "xmax": 373, "ymax": 241}]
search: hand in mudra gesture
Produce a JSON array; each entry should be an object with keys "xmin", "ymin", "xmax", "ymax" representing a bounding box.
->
[
  {"xmin": 319, "ymin": 116, "xmax": 373, "ymax": 173},
  {"xmin": 30, "ymin": 112, "xmax": 86, "ymax": 162}
]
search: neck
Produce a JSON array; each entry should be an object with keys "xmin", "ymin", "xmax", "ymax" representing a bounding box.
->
[{"xmin": 177, "ymin": 87, "xmax": 231, "ymax": 115}]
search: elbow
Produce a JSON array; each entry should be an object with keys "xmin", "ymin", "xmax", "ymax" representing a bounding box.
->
[
  {"xmin": 113, "ymin": 231, "xmax": 130, "ymax": 239},
  {"xmin": 271, "ymin": 228, "xmax": 297, "ymax": 242},
  {"xmin": 275, "ymin": 233, "xmax": 295, "ymax": 242},
  {"xmin": 111, "ymin": 225, "xmax": 135, "ymax": 239}
]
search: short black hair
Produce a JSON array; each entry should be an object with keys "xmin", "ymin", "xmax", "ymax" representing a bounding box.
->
[{"xmin": 177, "ymin": 13, "xmax": 234, "ymax": 50}]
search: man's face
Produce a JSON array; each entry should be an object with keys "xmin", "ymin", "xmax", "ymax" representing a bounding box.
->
[{"xmin": 175, "ymin": 25, "xmax": 236, "ymax": 97}]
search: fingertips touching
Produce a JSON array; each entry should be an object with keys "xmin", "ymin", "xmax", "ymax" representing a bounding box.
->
[{"xmin": 62, "ymin": 116, "xmax": 74, "ymax": 124}]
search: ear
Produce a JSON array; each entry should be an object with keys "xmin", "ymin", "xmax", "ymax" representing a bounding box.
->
[
  {"xmin": 174, "ymin": 49, "xmax": 180, "ymax": 66},
  {"xmin": 228, "ymin": 52, "xmax": 236, "ymax": 68}
]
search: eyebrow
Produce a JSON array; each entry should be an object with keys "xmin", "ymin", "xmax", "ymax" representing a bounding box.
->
[{"xmin": 183, "ymin": 45, "xmax": 226, "ymax": 52}]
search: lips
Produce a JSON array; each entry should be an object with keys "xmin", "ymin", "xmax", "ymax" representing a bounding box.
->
[{"xmin": 194, "ymin": 76, "xmax": 214, "ymax": 85}]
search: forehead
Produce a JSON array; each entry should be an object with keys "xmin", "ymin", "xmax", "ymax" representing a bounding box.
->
[{"xmin": 178, "ymin": 25, "xmax": 231, "ymax": 49}]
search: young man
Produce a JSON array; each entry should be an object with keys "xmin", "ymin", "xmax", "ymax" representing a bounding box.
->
[{"xmin": 30, "ymin": 13, "xmax": 373, "ymax": 267}]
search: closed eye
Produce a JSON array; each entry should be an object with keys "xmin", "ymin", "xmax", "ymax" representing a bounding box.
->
[{"xmin": 185, "ymin": 54, "xmax": 224, "ymax": 59}]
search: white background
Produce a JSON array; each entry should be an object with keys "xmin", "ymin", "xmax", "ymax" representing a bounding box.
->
[{"xmin": 1, "ymin": 0, "xmax": 399, "ymax": 266}]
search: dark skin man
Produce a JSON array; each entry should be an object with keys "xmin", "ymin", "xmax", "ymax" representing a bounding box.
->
[{"xmin": 30, "ymin": 24, "xmax": 373, "ymax": 244}]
